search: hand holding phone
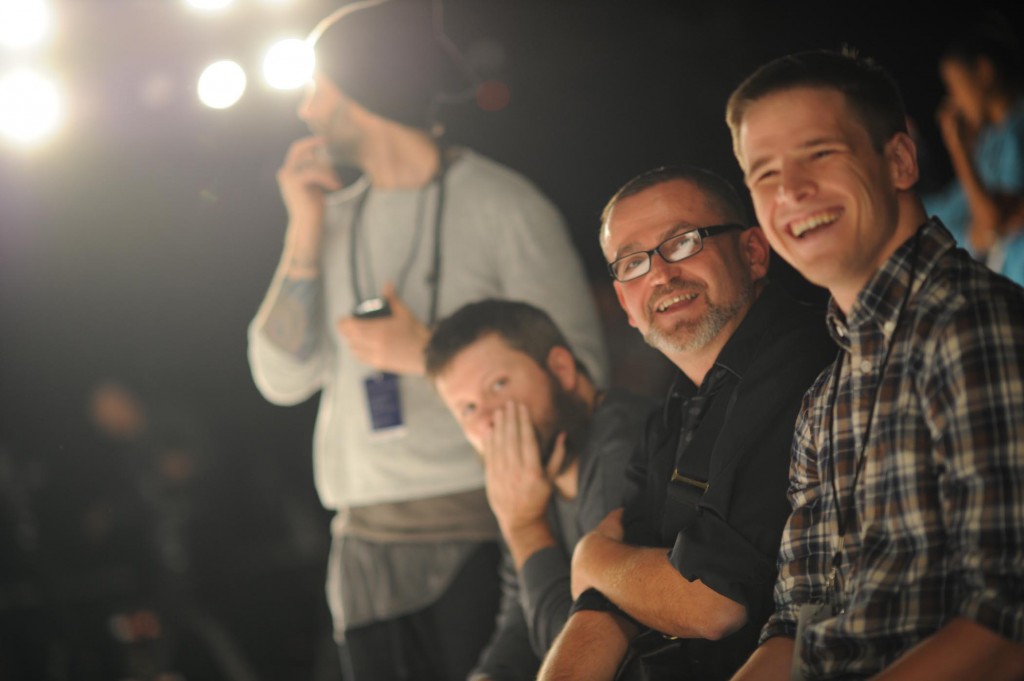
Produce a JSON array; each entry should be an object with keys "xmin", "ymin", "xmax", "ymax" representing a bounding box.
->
[{"xmin": 353, "ymin": 297, "xmax": 392, "ymax": 319}]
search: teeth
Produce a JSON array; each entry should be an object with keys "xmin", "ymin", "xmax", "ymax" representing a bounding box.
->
[
  {"xmin": 791, "ymin": 211, "xmax": 839, "ymax": 238},
  {"xmin": 657, "ymin": 293, "xmax": 698, "ymax": 312}
]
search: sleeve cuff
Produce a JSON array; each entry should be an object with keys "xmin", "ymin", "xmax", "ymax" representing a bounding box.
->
[
  {"xmin": 569, "ymin": 589, "xmax": 645, "ymax": 638},
  {"xmin": 957, "ymin": 592, "xmax": 1024, "ymax": 644},
  {"xmin": 759, "ymin": 616, "xmax": 797, "ymax": 646},
  {"xmin": 569, "ymin": 588, "xmax": 618, "ymax": 616},
  {"xmin": 670, "ymin": 509, "xmax": 777, "ymax": 613}
]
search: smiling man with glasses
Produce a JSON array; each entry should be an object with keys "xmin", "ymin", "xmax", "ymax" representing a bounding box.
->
[{"xmin": 537, "ymin": 165, "xmax": 836, "ymax": 681}]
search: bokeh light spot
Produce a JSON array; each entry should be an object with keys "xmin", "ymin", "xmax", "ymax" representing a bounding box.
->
[
  {"xmin": 0, "ymin": 0, "xmax": 52, "ymax": 49},
  {"xmin": 197, "ymin": 60, "xmax": 246, "ymax": 109},
  {"xmin": 262, "ymin": 38, "xmax": 314, "ymax": 91},
  {"xmin": 0, "ymin": 67, "xmax": 62, "ymax": 146},
  {"xmin": 184, "ymin": 0, "xmax": 233, "ymax": 11}
]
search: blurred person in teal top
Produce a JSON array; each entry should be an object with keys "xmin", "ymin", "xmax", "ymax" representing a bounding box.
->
[{"xmin": 922, "ymin": 10, "xmax": 1024, "ymax": 285}]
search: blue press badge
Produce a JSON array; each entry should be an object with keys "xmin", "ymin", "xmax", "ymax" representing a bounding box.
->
[{"xmin": 363, "ymin": 372, "xmax": 404, "ymax": 432}]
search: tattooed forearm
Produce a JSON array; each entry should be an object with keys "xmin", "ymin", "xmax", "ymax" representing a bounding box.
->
[{"xmin": 263, "ymin": 276, "xmax": 322, "ymax": 359}]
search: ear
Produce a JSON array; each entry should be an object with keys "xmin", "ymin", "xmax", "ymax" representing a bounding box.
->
[
  {"xmin": 545, "ymin": 345, "xmax": 578, "ymax": 392},
  {"xmin": 741, "ymin": 226, "xmax": 771, "ymax": 282},
  {"xmin": 613, "ymin": 282, "xmax": 639, "ymax": 329},
  {"xmin": 886, "ymin": 131, "xmax": 919, "ymax": 191}
]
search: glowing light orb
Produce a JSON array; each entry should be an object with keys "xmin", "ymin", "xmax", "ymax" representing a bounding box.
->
[
  {"xmin": 0, "ymin": 0, "xmax": 52, "ymax": 49},
  {"xmin": 184, "ymin": 0, "xmax": 233, "ymax": 11},
  {"xmin": 0, "ymin": 67, "xmax": 62, "ymax": 146},
  {"xmin": 262, "ymin": 38, "xmax": 314, "ymax": 91},
  {"xmin": 197, "ymin": 60, "xmax": 247, "ymax": 109}
]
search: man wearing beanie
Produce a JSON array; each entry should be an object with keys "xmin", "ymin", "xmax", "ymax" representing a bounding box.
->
[{"xmin": 246, "ymin": 1, "xmax": 609, "ymax": 679}]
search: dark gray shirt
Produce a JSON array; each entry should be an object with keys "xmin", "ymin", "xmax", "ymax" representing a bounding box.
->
[{"xmin": 470, "ymin": 389, "xmax": 657, "ymax": 681}]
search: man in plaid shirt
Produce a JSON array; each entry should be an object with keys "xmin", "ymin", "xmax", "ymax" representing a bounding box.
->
[{"xmin": 726, "ymin": 49, "xmax": 1024, "ymax": 679}]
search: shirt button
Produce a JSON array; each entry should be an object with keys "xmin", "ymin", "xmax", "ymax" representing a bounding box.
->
[
  {"xmin": 860, "ymin": 360, "xmax": 872, "ymax": 373},
  {"xmin": 883, "ymin": 320, "xmax": 896, "ymax": 334}
]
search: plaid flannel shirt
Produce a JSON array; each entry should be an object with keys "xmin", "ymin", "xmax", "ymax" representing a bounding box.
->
[{"xmin": 762, "ymin": 218, "xmax": 1024, "ymax": 678}]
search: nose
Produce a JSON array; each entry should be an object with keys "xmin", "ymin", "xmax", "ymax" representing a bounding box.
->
[
  {"xmin": 297, "ymin": 93, "xmax": 312, "ymax": 122},
  {"xmin": 778, "ymin": 158, "xmax": 815, "ymax": 203},
  {"xmin": 646, "ymin": 248, "xmax": 681, "ymax": 286},
  {"xmin": 466, "ymin": 400, "xmax": 499, "ymax": 445},
  {"xmin": 297, "ymin": 81, "xmax": 318, "ymax": 122}
]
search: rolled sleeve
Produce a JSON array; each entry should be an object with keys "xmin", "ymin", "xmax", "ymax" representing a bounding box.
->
[
  {"xmin": 670, "ymin": 508, "xmax": 778, "ymax": 615},
  {"xmin": 928, "ymin": 295, "xmax": 1024, "ymax": 643}
]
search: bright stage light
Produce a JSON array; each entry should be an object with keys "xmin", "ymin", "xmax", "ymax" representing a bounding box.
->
[
  {"xmin": 184, "ymin": 0, "xmax": 233, "ymax": 11},
  {"xmin": 197, "ymin": 60, "xmax": 246, "ymax": 109},
  {"xmin": 0, "ymin": 67, "xmax": 62, "ymax": 146},
  {"xmin": 0, "ymin": 0, "xmax": 52, "ymax": 50},
  {"xmin": 262, "ymin": 38, "xmax": 313, "ymax": 90}
]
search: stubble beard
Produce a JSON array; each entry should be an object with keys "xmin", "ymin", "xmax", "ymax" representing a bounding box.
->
[
  {"xmin": 643, "ymin": 279, "xmax": 753, "ymax": 355},
  {"xmin": 535, "ymin": 374, "xmax": 591, "ymax": 474},
  {"xmin": 323, "ymin": 135, "xmax": 360, "ymax": 169},
  {"xmin": 315, "ymin": 101, "xmax": 362, "ymax": 169}
]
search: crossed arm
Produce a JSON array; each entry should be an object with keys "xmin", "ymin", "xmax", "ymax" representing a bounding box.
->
[{"xmin": 536, "ymin": 509, "xmax": 748, "ymax": 681}]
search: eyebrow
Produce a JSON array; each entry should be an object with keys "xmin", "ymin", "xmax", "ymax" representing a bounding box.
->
[
  {"xmin": 745, "ymin": 136, "xmax": 845, "ymax": 179},
  {"xmin": 745, "ymin": 155, "xmax": 771, "ymax": 180}
]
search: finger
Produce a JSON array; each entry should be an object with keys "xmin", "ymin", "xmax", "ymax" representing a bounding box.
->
[
  {"xmin": 597, "ymin": 508, "xmax": 625, "ymax": 539},
  {"xmin": 515, "ymin": 402, "xmax": 540, "ymax": 471},
  {"xmin": 277, "ymin": 165, "xmax": 341, "ymax": 200},
  {"xmin": 597, "ymin": 507, "xmax": 623, "ymax": 531},
  {"xmin": 284, "ymin": 136, "xmax": 326, "ymax": 164},
  {"xmin": 545, "ymin": 432, "xmax": 567, "ymax": 479},
  {"xmin": 481, "ymin": 423, "xmax": 497, "ymax": 466},
  {"xmin": 295, "ymin": 165, "xmax": 343, "ymax": 193},
  {"xmin": 380, "ymin": 281, "xmax": 407, "ymax": 316},
  {"xmin": 336, "ymin": 317, "xmax": 363, "ymax": 339},
  {"xmin": 511, "ymin": 402, "xmax": 527, "ymax": 462},
  {"xmin": 499, "ymin": 402, "xmax": 518, "ymax": 468},
  {"xmin": 489, "ymin": 404, "xmax": 508, "ymax": 469},
  {"xmin": 281, "ymin": 139, "xmax": 340, "ymax": 185},
  {"xmin": 336, "ymin": 320, "xmax": 374, "ymax": 358}
]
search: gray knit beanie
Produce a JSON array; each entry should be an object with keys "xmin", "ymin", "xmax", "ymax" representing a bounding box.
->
[{"xmin": 308, "ymin": 0, "xmax": 473, "ymax": 130}]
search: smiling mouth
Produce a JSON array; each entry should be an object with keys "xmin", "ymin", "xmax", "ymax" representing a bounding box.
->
[
  {"xmin": 790, "ymin": 210, "xmax": 841, "ymax": 238},
  {"xmin": 655, "ymin": 292, "xmax": 699, "ymax": 313}
]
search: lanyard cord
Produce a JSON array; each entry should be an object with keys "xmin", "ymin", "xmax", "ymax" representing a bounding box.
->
[
  {"xmin": 827, "ymin": 230, "xmax": 921, "ymax": 546},
  {"xmin": 348, "ymin": 147, "xmax": 449, "ymax": 325}
]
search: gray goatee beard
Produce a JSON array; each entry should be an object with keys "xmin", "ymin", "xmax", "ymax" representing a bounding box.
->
[{"xmin": 644, "ymin": 282, "xmax": 752, "ymax": 354}]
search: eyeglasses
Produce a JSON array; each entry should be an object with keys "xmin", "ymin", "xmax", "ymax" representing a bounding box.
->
[{"xmin": 607, "ymin": 223, "xmax": 745, "ymax": 282}]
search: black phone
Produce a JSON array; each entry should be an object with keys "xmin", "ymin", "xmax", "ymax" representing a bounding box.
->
[{"xmin": 353, "ymin": 297, "xmax": 392, "ymax": 319}]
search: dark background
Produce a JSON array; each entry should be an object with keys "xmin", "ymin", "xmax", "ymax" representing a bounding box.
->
[{"xmin": 1, "ymin": 1, "xmax": 1020, "ymax": 679}]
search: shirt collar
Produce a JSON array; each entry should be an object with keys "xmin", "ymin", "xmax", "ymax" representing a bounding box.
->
[
  {"xmin": 666, "ymin": 280, "xmax": 785, "ymax": 401},
  {"xmin": 826, "ymin": 217, "xmax": 955, "ymax": 347}
]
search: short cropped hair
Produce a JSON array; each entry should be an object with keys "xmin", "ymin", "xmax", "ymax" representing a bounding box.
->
[
  {"xmin": 725, "ymin": 47, "xmax": 908, "ymax": 156},
  {"xmin": 425, "ymin": 299, "xmax": 588, "ymax": 379},
  {"xmin": 600, "ymin": 164, "xmax": 750, "ymax": 249}
]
